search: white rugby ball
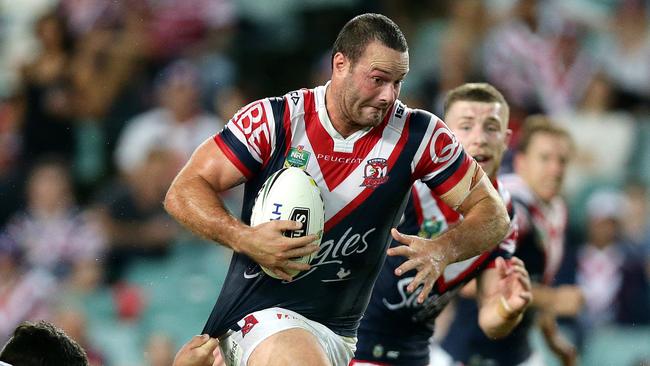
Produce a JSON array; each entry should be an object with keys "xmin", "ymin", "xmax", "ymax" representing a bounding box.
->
[{"xmin": 250, "ymin": 167, "xmax": 325, "ymax": 279}]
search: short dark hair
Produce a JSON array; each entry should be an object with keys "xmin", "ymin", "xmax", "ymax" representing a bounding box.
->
[
  {"xmin": 443, "ymin": 83, "xmax": 510, "ymax": 122},
  {"xmin": 0, "ymin": 321, "xmax": 89, "ymax": 366},
  {"xmin": 332, "ymin": 13, "xmax": 408, "ymax": 66},
  {"xmin": 516, "ymin": 115, "xmax": 573, "ymax": 153}
]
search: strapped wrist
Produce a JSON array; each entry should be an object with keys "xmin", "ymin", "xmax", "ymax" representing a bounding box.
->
[{"xmin": 497, "ymin": 296, "xmax": 522, "ymax": 320}]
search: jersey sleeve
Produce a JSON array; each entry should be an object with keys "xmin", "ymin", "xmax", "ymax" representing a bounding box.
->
[
  {"xmin": 412, "ymin": 116, "xmax": 477, "ymax": 209},
  {"xmin": 213, "ymin": 98, "xmax": 281, "ymax": 179}
]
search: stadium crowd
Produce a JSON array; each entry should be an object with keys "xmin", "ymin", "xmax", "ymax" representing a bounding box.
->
[{"xmin": 0, "ymin": 0, "xmax": 649, "ymax": 364}]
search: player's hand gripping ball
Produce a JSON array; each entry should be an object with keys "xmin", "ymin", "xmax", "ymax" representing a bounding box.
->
[{"xmin": 250, "ymin": 167, "xmax": 325, "ymax": 279}]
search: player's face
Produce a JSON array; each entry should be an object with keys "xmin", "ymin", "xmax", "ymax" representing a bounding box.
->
[
  {"xmin": 445, "ymin": 101, "xmax": 510, "ymax": 178},
  {"xmin": 515, "ymin": 133, "xmax": 571, "ymax": 202},
  {"xmin": 339, "ymin": 41, "xmax": 409, "ymax": 128}
]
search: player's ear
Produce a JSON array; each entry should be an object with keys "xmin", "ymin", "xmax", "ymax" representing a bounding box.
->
[{"xmin": 332, "ymin": 52, "xmax": 350, "ymax": 75}]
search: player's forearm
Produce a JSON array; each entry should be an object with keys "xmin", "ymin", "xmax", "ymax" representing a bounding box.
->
[
  {"xmin": 531, "ymin": 284, "xmax": 556, "ymax": 310},
  {"xmin": 436, "ymin": 193, "xmax": 509, "ymax": 263},
  {"xmin": 164, "ymin": 173, "xmax": 246, "ymax": 252}
]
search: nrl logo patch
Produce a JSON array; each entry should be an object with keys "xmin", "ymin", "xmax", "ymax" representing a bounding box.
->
[
  {"xmin": 284, "ymin": 145, "xmax": 311, "ymax": 169},
  {"xmin": 418, "ymin": 218, "xmax": 443, "ymax": 239}
]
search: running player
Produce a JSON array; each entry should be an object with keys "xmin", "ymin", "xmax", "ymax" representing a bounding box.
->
[
  {"xmin": 164, "ymin": 14, "xmax": 510, "ymax": 366},
  {"xmin": 439, "ymin": 116, "xmax": 582, "ymax": 366},
  {"xmin": 352, "ymin": 83, "xmax": 532, "ymax": 366}
]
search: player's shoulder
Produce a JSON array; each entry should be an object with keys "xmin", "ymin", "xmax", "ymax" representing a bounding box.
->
[{"xmin": 402, "ymin": 103, "xmax": 442, "ymax": 126}]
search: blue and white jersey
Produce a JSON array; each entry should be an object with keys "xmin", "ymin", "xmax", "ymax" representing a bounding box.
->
[
  {"xmin": 354, "ymin": 179, "xmax": 517, "ymax": 365},
  {"xmin": 202, "ymin": 83, "xmax": 477, "ymax": 338}
]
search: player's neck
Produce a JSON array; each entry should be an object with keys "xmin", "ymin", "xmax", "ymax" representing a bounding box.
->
[{"xmin": 324, "ymin": 83, "xmax": 361, "ymax": 139}]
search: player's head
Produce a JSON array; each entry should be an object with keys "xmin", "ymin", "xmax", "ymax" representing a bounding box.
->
[
  {"xmin": 330, "ymin": 13, "xmax": 409, "ymax": 129},
  {"xmin": 514, "ymin": 115, "xmax": 573, "ymax": 203},
  {"xmin": 0, "ymin": 321, "xmax": 89, "ymax": 366},
  {"xmin": 443, "ymin": 83, "xmax": 510, "ymax": 178}
]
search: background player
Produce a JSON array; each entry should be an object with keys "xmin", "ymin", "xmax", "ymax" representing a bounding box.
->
[
  {"xmin": 0, "ymin": 321, "xmax": 89, "ymax": 366},
  {"xmin": 352, "ymin": 83, "xmax": 532, "ymax": 366},
  {"xmin": 439, "ymin": 116, "xmax": 583, "ymax": 366},
  {"xmin": 164, "ymin": 13, "xmax": 510, "ymax": 366}
]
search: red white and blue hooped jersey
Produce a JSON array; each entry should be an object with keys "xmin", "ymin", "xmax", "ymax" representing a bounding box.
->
[
  {"xmin": 354, "ymin": 179, "xmax": 517, "ymax": 365},
  {"xmin": 202, "ymin": 83, "xmax": 476, "ymax": 338}
]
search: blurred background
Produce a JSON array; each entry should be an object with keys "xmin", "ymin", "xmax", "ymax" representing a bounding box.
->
[{"xmin": 0, "ymin": 0, "xmax": 649, "ymax": 364}]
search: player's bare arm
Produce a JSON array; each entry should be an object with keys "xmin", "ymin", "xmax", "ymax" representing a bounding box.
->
[
  {"xmin": 476, "ymin": 257, "xmax": 532, "ymax": 339},
  {"xmin": 164, "ymin": 138, "xmax": 319, "ymax": 281},
  {"xmin": 530, "ymin": 284, "xmax": 583, "ymax": 317},
  {"xmin": 388, "ymin": 168, "xmax": 510, "ymax": 303},
  {"xmin": 539, "ymin": 311, "xmax": 578, "ymax": 366}
]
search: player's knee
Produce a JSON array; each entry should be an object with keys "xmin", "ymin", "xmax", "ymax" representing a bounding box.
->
[{"xmin": 248, "ymin": 328, "xmax": 331, "ymax": 366}]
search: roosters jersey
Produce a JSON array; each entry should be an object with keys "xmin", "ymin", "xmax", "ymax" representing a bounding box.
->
[
  {"xmin": 441, "ymin": 173, "xmax": 567, "ymax": 365},
  {"xmin": 203, "ymin": 83, "xmax": 476, "ymax": 338},
  {"xmin": 354, "ymin": 179, "xmax": 516, "ymax": 365}
]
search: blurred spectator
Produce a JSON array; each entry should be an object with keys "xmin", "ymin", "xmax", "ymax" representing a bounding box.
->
[
  {"xmin": 143, "ymin": 0, "xmax": 235, "ymax": 61},
  {"xmin": 481, "ymin": 0, "xmax": 595, "ymax": 115},
  {"xmin": 0, "ymin": 320, "xmax": 89, "ymax": 366},
  {"xmin": 622, "ymin": 181, "xmax": 650, "ymax": 251},
  {"xmin": 558, "ymin": 73, "xmax": 635, "ymax": 199},
  {"xmin": 576, "ymin": 189, "xmax": 650, "ymax": 330},
  {"xmin": 68, "ymin": 8, "xmax": 150, "ymax": 186},
  {"xmin": 19, "ymin": 10, "xmax": 76, "ymax": 162},
  {"xmin": 593, "ymin": 0, "xmax": 650, "ymax": 112},
  {"xmin": 0, "ymin": 0, "xmax": 58, "ymax": 97},
  {"xmin": 115, "ymin": 60, "xmax": 223, "ymax": 176},
  {"xmin": 0, "ymin": 95, "xmax": 26, "ymax": 227},
  {"xmin": 98, "ymin": 148, "xmax": 180, "ymax": 283},
  {"xmin": 54, "ymin": 307, "xmax": 105, "ymax": 366},
  {"xmin": 0, "ymin": 236, "xmax": 55, "ymax": 343},
  {"xmin": 1, "ymin": 156, "xmax": 105, "ymax": 278}
]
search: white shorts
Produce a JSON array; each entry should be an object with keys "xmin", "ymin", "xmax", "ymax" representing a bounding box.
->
[{"xmin": 218, "ymin": 307, "xmax": 357, "ymax": 366}]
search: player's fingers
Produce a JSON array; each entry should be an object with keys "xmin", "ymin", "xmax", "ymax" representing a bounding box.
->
[
  {"xmin": 391, "ymin": 228, "xmax": 413, "ymax": 245},
  {"xmin": 417, "ymin": 276, "xmax": 436, "ymax": 303},
  {"xmin": 271, "ymin": 267, "xmax": 294, "ymax": 282},
  {"xmin": 386, "ymin": 245, "xmax": 413, "ymax": 258},
  {"xmin": 495, "ymin": 257, "xmax": 507, "ymax": 277},
  {"xmin": 187, "ymin": 334, "xmax": 210, "ymax": 349},
  {"xmin": 510, "ymin": 256, "xmax": 525, "ymax": 267},
  {"xmin": 279, "ymin": 244, "xmax": 319, "ymax": 259},
  {"xmin": 282, "ymin": 234, "xmax": 320, "ymax": 249},
  {"xmin": 395, "ymin": 258, "xmax": 419, "ymax": 276},
  {"xmin": 273, "ymin": 219, "xmax": 305, "ymax": 232},
  {"xmin": 199, "ymin": 337, "xmax": 219, "ymax": 353},
  {"xmin": 407, "ymin": 266, "xmax": 429, "ymax": 293},
  {"xmin": 282, "ymin": 259, "xmax": 311, "ymax": 272}
]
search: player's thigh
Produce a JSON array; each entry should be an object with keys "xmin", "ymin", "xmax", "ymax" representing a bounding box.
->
[{"xmin": 248, "ymin": 327, "xmax": 330, "ymax": 366}]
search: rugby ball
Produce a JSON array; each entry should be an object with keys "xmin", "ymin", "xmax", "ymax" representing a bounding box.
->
[{"xmin": 250, "ymin": 167, "xmax": 325, "ymax": 279}]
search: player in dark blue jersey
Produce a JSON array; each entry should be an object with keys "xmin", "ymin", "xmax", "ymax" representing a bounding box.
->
[
  {"xmin": 353, "ymin": 84, "xmax": 533, "ymax": 366},
  {"xmin": 164, "ymin": 14, "xmax": 511, "ymax": 366},
  {"xmin": 439, "ymin": 116, "xmax": 582, "ymax": 366}
]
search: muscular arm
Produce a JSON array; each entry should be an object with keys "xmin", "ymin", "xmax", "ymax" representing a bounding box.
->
[
  {"xmin": 389, "ymin": 170, "xmax": 510, "ymax": 302},
  {"xmin": 437, "ymin": 174, "xmax": 510, "ymax": 263},
  {"xmin": 164, "ymin": 138, "xmax": 248, "ymax": 250},
  {"xmin": 164, "ymin": 138, "xmax": 318, "ymax": 280}
]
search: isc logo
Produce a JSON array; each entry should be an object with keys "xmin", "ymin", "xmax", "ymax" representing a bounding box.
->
[{"xmin": 284, "ymin": 207, "xmax": 310, "ymax": 238}]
